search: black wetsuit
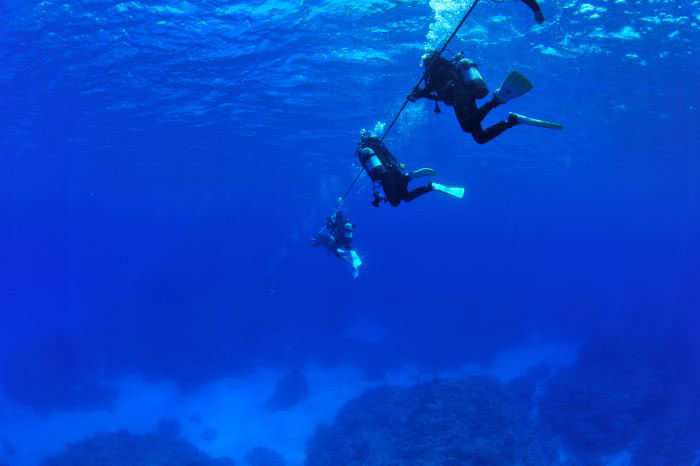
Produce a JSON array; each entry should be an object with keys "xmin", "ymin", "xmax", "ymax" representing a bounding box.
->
[
  {"xmin": 522, "ymin": 0, "xmax": 545, "ymax": 23},
  {"xmin": 415, "ymin": 55, "xmax": 514, "ymax": 144},
  {"xmin": 328, "ymin": 218, "xmax": 352, "ymax": 250},
  {"xmin": 381, "ymin": 165, "xmax": 433, "ymax": 207},
  {"xmin": 359, "ymin": 138, "xmax": 433, "ymax": 207}
]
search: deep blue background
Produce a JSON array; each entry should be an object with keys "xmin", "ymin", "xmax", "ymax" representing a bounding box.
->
[{"xmin": 0, "ymin": 0, "xmax": 699, "ymax": 460}]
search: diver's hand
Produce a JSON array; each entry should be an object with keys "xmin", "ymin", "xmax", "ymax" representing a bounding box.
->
[{"xmin": 407, "ymin": 86, "xmax": 422, "ymax": 102}]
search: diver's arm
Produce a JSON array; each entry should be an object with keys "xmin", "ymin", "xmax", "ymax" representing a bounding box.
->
[{"xmin": 408, "ymin": 85, "xmax": 433, "ymax": 101}]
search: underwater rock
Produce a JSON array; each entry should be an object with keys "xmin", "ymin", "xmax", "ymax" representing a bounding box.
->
[
  {"xmin": 157, "ymin": 418, "xmax": 181, "ymax": 437},
  {"xmin": 265, "ymin": 369, "xmax": 309, "ymax": 411},
  {"xmin": 243, "ymin": 447, "xmax": 286, "ymax": 466},
  {"xmin": 305, "ymin": 376, "xmax": 558, "ymax": 466},
  {"xmin": 540, "ymin": 331, "xmax": 700, "ymax": 463},
  {"xmin": 0, "ymin": 437, "xmax": 15, "ymax": 459},
  {"xmin": 201, "ymin": 427, "xmax": 218, "ymax": 441},
  {"xmin": 508, "ymin": 362, "xmax": 552, "ymax": 410},
  {"xmin": 0, "ymin": 332, "xmax": 115, "ymax": 415},
  {"xmin": 41, "ymin": 427, "xmax": 235, "ymax": 466}
]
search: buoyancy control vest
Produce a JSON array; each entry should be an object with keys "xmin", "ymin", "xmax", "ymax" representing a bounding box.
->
[
  {"xmin": 424, "ymin": 52, "xmax": 489, "ymax": 102},
  {"xmin": 356, "ymin": 137, "xmax": 399, "ymax": 182}
]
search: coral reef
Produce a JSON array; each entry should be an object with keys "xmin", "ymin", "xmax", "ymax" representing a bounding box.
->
[
  {"xmin": 41, "ymin": 422, "xmax": 235, "ymax": 466},
  {"xmin": 243, "ymin": 447, "xmax": 286, "ymax": 466},
  {"xmin": 201, "ymin": 428, "xmax": 219, "ymax": 442},
  {"xmin": 265, "ymin": 369, "xmax": 309, "ymax": 411},
  {"xmin": 0, "ymin": 332, "xmax": 115, "ymax": 415},
  {"xmin": 540, "ymin": 330, "xmax": 700, "ymax": 463},
  {"xmin": 0, "ymin": 437, "xmax": 14, "ymax": 460},
  {"xmin": 305, "ymin": 376, "xmax": 558, "ymax": 466}
]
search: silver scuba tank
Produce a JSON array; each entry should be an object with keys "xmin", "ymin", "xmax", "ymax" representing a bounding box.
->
[
  {"xmin": 358, "ymin": 147, "xmax": 386, "ymax": 180},
  {"xmin": 343, "ymin": 223, "xmax": 353, "ymax": 240},
  {"xmin": 457, "ymin": 58, "xmax": 489, "ymax": 99}
]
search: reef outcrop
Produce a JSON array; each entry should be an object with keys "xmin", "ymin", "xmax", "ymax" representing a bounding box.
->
[
  {"xmin": 305, "ymin": 375, "xmax": 558, "ymax": 465},
  {"xmin": 41, "ymin": 420, "xmax": 235, "ymax": 466}
]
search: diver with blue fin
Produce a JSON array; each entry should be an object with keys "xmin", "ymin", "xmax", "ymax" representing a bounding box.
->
[
  {"xmin": 311, "ymin": 210, "xmax": 362, "ymax": 278},
  {"xmin": 408, "ymin": 51, "xmax": 562, "ymax": 144},
  {"xmin": 357, "ymin": 130, "xmax": 464, "ymax": 207}
]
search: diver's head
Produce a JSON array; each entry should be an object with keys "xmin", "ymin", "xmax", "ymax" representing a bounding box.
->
[
  {"xmin": 335, "ymin": 211, "xmax": 345, "ymax": 222},
  {"xmin": 421, "ymin": 50, "xmax": 439, "ymax": 68}
]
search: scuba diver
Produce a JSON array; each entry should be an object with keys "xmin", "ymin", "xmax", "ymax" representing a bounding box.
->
[
  {"xmin": 408, "ymin": 51, "xmax": 562, "ymax": 145},
  {"xmin": 310, "ymin": 210, "xmax": 362, "ymax": 278},
  {"xmin": 325, "ymin": 210, "xmax": 354, "ymax": 251},
  {"xmin": 356, "ymin": 132, "xmax": 464, "ymax": 207}
]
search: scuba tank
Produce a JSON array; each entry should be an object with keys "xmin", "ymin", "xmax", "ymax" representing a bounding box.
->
[
  {"xmin": 454, "ymin": 54, "xmax": 489, "ymax": 99},
  {"xmin": 357, "ymin": 147, "xmax": 387, "ymax": 181}
]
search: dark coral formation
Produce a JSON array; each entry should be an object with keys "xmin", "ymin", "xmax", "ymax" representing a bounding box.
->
[
  {"xmin": 0, "ymin": 332, "xmax": 115, "ymax": 415},
  {"xmin": 305, "ymin": 376, "xmax": 558, "ymax": 466},
  {"xmin": 540, "ymin": 330, "xmax": 700, "ymax": 464},
  {"xmin": 0, "ymin": 437, "xmax": 14, "ymax": 460},
  {"xmin": 41, "ymin": 426, "xmax": 235, "ymax": 466},
  {"xmin": 201, "ymin": 427, "xmax": 219, "ymax": 442},
  {"xmin": 243, "ymin": 447, "xmax": 286, "ymax": 466},
  {"xmin": 265, "ymin": 369, "xmax": 309, "ymax": 411}
]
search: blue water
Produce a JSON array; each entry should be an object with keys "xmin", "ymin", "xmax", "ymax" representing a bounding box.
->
[{"xmin": 1, "ymin": 0, "xmax": 699, "ymax": 464}]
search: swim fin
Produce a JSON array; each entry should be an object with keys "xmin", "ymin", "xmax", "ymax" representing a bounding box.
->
[
  {"xmin": 495, "ymin": 71, "xmax": 533, "ymax": 103},
  {"xmin": 349, "ymin": 250, "xmax": 362, "ymax": 279},
  {"xmin": 337, "ymin": 248, "xmax": 363, "ymax": 278},
  {"xmin": 409, "ymin": 168, "xmax": 437, "ymax": 180},
  {"xmin": 431, "ymin": 183, "xmax": 465, "ymax": 199},
  {"xmin": 509, "ymin": 112, "xmax": 563, "ymax": 130}
]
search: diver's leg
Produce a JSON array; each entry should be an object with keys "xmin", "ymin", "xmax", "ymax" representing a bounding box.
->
[
  {"xmin": 474, "ymin": 96, "xmax": 501, "ymax": 123},
  {"xmin": 521, "ymin": 0, "xmax": 545, "ymax": 23},
  {"xmin": 471, "ymin": 117, "xmax": 516, "ymax": 144},
  {"xmin": 454, "ymin": 89, "xmax": 504, "ymax": 136},
  {"xmin": 452, "ymin": 86, "xmax": 479, "ymax": 133},
  {"xmin": 403, "ymin": 184, "xmax": 434, "ymax": 202},
  {"xmin": 381, "ymin": 176, "xmax": 402, "ymax": 207}
]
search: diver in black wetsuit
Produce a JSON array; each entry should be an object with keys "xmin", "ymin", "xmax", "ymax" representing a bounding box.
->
[
  {"xmin": 408, "ymin": 51, "xmax": 519, "ymax": 145},
  {"xmin": 312, "ymin": 211, "xmax": 354, "ymax": 251},
  {"xmin": 325, "ymin": 211, "xmax": 353, "ymax": 250},
  {"xmin": 356, "ymin": 136, "xmax": 434, "ymax": 207},
  {"xmin": 310, "ymin": 210, "xmax": 362, "ymax": 278},
  {"xmin": 356, "ymin": 133, "xmax": 464, "ymax": 207}
]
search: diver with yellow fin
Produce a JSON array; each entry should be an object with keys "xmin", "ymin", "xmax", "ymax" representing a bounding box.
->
[
  {"xmin": 408, "ymin": 51, "xmax": 562, "ymax": 144},
  {"xmin": 356, "ymin": 130, "xmax": 464, "ymax": 207}
]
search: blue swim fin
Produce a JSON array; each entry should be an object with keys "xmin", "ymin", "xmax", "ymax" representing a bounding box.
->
[
  {"xmin": 431, "ymin": 183, "xmax": 465, "ymax": 199},
  {"xmin": 509, "ymin": 112, "xmax": 563, "ymax": 130},
  {"xmin": 495, "ymin": 71, "xmax": 533, "ymax": 103},
  {"xmin": 337, "ymin": 248, "xmax": 362, "ymax": 278}
]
